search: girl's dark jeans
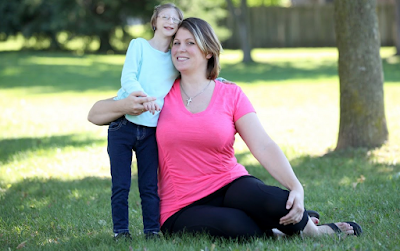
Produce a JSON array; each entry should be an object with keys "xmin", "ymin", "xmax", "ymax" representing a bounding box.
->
[{"xmin": 108, "ymin": 116, "xmax": 160, "ymax": 234}]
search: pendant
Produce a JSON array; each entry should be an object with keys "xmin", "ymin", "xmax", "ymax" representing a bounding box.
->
[{"xmin": 186, "ymin": 97, "xmax": 192, "ymax": 106}]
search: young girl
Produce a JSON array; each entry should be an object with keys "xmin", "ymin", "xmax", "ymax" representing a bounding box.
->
[{"xmin": 108, "ymin": 3, "xmax": 183, "ymax": 240}]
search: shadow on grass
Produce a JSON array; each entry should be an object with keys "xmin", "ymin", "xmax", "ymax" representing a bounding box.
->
[
  {"xmin": 383, "ymin": 55, "xmax": 400, "ymax": 82},
  {"xmin": 1, "ymin": 51, "xmax": 399, "ymax": 94},
  {"xmin": 0, "ymin": 175, "xmax": 144, "ymax": 250},
  {"xmin": 220, "ymin": 59, "xmax": 400, "ymax": 84},
  {"xmin": 220, "ymin": 61, "xmax": 338, "ymax": 83},
  {"xmin": 0, "ymin": 134, "xmax": 104, "ymax": 165},
  {"xmin": 0, "ymin": 51, "xmax": 122, "ymax": 93}
]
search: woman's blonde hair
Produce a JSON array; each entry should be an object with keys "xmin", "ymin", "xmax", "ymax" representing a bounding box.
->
[
  {"xmin": 178, "ymin": 18, "xmax": 222, "ymax": 80},
  {"xmin": 150, "ymin": 3, "xmax": 184, "ymax": 31}
]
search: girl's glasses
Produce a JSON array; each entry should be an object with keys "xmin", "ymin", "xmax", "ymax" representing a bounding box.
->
[{"xmin": 158, "ymin": 15, "xmax": 181, "ymax": 24}]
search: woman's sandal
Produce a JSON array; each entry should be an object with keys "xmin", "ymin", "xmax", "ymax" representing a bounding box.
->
[
  {"xmin": 307, "ymin": 210, "xmax": 320, "ymax": 219},
  {"xmin": 323, "ymin": 222, "xmax": 363, "ymax": 237}
]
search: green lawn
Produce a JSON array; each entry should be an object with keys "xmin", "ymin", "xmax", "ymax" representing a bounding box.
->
[{"xmin": 0, "ymin": 47, "xmax": 399, "ymax": 250}]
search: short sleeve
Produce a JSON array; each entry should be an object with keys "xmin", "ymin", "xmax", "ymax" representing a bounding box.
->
[{"xmin": 232, "ymin": 85, "xmax": 256, "ymax": 122}]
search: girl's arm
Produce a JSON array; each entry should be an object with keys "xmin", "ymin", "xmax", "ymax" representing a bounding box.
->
[
  {"xmin": 87, "ymin": 91, "xmax": 156, "ymax": 126},
  {"xmin": 121, "ymin": 39, "xmax": 146, "ymax": 95},
  {"xmin": 235, "ymin": 112, "xmax": 305, "ymax": 225}
]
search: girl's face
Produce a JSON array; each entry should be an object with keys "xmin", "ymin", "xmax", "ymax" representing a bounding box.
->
[
  {"xmin": 171, "ymin": 28, "xmax": 210, "ymax": 75},
  {"xmin": 155, "ymin": 8, "xmax": 181, "ymax": 37}
]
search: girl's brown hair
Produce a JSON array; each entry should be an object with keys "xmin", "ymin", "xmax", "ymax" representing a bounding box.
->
[{"xmin": 150, "ymin": 3, "xmax": 184, "ymax": 31}]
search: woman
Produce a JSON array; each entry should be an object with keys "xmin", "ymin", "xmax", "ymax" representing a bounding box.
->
[{"xmin": 88, "ymin": 18, "xmax": 362, "ymax": 239}]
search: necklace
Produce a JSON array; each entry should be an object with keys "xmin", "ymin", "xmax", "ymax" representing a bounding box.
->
[{"xmin": 180, "ymin": 80, "xmax": 212, "ymax": 106}]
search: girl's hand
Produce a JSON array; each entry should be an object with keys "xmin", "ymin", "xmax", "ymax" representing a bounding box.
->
[{"xmin": 143, "ymin": 100, "xmax": 161, "ymax": 115}]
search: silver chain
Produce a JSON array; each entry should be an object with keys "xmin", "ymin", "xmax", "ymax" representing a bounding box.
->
[{"xmin": 180, "ymin": 80, "xmax": 212, "ymax": 106}]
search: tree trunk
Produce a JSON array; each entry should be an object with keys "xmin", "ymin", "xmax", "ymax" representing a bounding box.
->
[
  {"xmin": 98, "ymin": 31, "xmax": 113, "ymax": 52},
  {"xmin": 334, "ymin": 0, "xmax": 388, "ymax": 150},
  {"xmin": 395, "ymin": 0, "xmax": 400, "ymax": 55},
  {"xmin": 48, "ymin": 32, "xmax": 62, "ymax": 51},
  {"xmin": 226, "ymin": 0, "xmax": 253, "ymax": 63}
]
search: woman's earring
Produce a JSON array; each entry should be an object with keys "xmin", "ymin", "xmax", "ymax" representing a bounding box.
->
[{"xmin": 153, "ymin": 26, "xmax": 156, "ymax": 31}]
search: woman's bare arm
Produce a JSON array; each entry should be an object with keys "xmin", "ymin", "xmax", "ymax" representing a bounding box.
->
[
  {"xmin": 87, "ymin": 91, "xmax": 156, "ymax": 125},
  {"xmin": 235, "ymin": 112, "xmax": 304, "ymax": 225}
]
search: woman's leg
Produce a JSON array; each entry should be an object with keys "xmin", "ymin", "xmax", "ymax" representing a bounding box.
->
[
  {"xmin": 224, "ymin": 176, "xmax": 357, "ymax": 238},
  {"xmin": 223, "ymin": 176, "xmax": 308, "ymax": 235},
  {"xmin": 163, "ymin": 204, "xmax": 266, "ymax": 239}
]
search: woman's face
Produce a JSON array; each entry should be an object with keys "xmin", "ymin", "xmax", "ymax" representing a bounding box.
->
[
  {"xmin": 155, "ymin": 8, "xmax": 181, "ymax": 37},
  {"xmin": 171, "ymin": 28, "xmax": 208, "ymax": 74}
]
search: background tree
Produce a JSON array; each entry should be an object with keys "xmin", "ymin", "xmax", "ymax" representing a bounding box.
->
[
  {"xmin": 225, "ymin": 0, "xmax": 253, "ymax": 63},
  {"xmin": 0, "ymin": 0, "xmax": 63, "ymax": 50},
  {"xmin": 0, "ymin": 0, "xmax": 230, "ymax": 52},
  {"xmin": 0, "ymin": 0, "xmax": 159, "ymax": 52},
  {"xmin": 334, "ymin": 0, "xmax": 388, "ymax": 150},
  {"xmin": 222, "ymin": 0, "xmax": 287, "ymax": 62},
  {"xmin": 62, "ymin": 0, "xmax": 160, "ymax": 52},
  {"xmin": 174, "ymin": 0, "xmax": 230, "ymax": 42},
  {"xmin": 395, "ymin": 0, "xmax": 400, "ymax": 55},
  {"xmin": 0, "ymin": 0, "xmax": 24, "ymax": 39}
]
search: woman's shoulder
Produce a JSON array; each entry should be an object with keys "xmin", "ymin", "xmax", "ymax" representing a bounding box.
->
[
  {"xmin": 215, "ymin": 79, "xmax": 243, "ymax": 93},
  {"xmin": 170, "ymin": 78, "xmax": 181, "ymax": 91}
]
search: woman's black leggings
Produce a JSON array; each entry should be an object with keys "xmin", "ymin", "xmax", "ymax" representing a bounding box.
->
[{"xmin": 161, "ymin": 176, "xmax": 309, "ymax": 239}]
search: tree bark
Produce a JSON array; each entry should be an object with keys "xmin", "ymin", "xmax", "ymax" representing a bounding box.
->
[
  {"xmin": 48, "ymin": 32, "xmax": 62, "ymax": 51},
  {"xmin": 334, "ymin": 0, "xmax": 388, "ymax": 150},
  {"xmin": 98, "ymin": 31, "xmax": 113, "ymax": 52},
  {"xmin": 226, "ymin": 0, "xmax": 253, "ymax": 63},
  {"xmin": 395, "ymin": 0, "xmax": 400, "ymax": 55}
]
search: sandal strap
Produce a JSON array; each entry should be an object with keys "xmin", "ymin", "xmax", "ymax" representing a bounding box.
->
[
  {"xmin": 323, "ymin": 222, "xmax": 363, "ymax": 237},
  {"xmin": 306, "ymin": 210, "xmax": 320, "ymax": 219},
  {"xmin": 346, "ymin": 221, "xmax": 363, "ymax": 236},
  {"xmin": 325, "ymin": 223, "xmax": 342, "ymax": 234}
]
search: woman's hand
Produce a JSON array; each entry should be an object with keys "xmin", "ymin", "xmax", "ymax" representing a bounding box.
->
[
  {"xmin": 123, "ymin": 91, "xmax": 157, "ymax": 116},
  {"xmin": 88, "ymin": 91, "xmax": 157, "ymax": 125},
  {"xmin": 279, "ymin": 189, "xmax": 305, "ymax": 225}
]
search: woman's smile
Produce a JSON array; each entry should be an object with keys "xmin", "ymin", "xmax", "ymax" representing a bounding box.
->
[{"xmin": 172, "ymin": 28, "xmax": 207, "ymax": 72}]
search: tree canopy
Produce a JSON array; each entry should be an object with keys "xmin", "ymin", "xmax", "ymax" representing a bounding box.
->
[{"xmin": 0, "ymin": 0, "xmax": 230, "ymax": 52}]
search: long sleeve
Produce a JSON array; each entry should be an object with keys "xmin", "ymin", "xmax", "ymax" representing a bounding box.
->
[
  {"xmin": 113, "ymin": 37, "xmax": 178, "ymax": 127},
  {"xmin": 120, "ymin": 39, "xmax": 147, "ymax": 95}
]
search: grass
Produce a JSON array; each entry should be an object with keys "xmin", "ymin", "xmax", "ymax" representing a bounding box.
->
[{"xmin": 0, "ymin": 46, "xmax": 399, "ymax": 250}]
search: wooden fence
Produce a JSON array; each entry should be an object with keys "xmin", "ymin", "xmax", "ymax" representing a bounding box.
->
[{"xmin": 222, "ymin": 4, "xmax": 395, "ymax": 48}]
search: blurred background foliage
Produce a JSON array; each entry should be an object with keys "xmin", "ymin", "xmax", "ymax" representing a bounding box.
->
[{"xmin": 0, "ymin": 0, "xmax": 287, "ymax": 53}]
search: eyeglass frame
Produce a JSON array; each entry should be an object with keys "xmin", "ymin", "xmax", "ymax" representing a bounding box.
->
[{"xmin": 157, "ymin": 15, "xmax": 182, "ymax": 24}]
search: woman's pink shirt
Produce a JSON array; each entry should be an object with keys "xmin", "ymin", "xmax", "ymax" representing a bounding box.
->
[{"xmin": 156, "ymin": 79, "xmax": 256, "ymax": 225}]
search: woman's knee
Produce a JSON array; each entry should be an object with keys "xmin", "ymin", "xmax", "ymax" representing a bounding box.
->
[{"xmin": 225, "ymin": 176, "xmax": 290, "ymax": 215}]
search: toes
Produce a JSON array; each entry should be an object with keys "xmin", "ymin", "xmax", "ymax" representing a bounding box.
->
[
  {"xmin": 335, "ymin": 222, "xmax": 354, "ymax": 235},
  {"xmin": 310, "ymin": 217, "xmax": 319, "ymax": 225}
]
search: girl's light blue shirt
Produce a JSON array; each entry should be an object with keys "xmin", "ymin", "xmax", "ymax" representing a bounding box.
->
[{"xmin": 115, "ymin": 38, "xmax": 179, "ymax": 127}]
